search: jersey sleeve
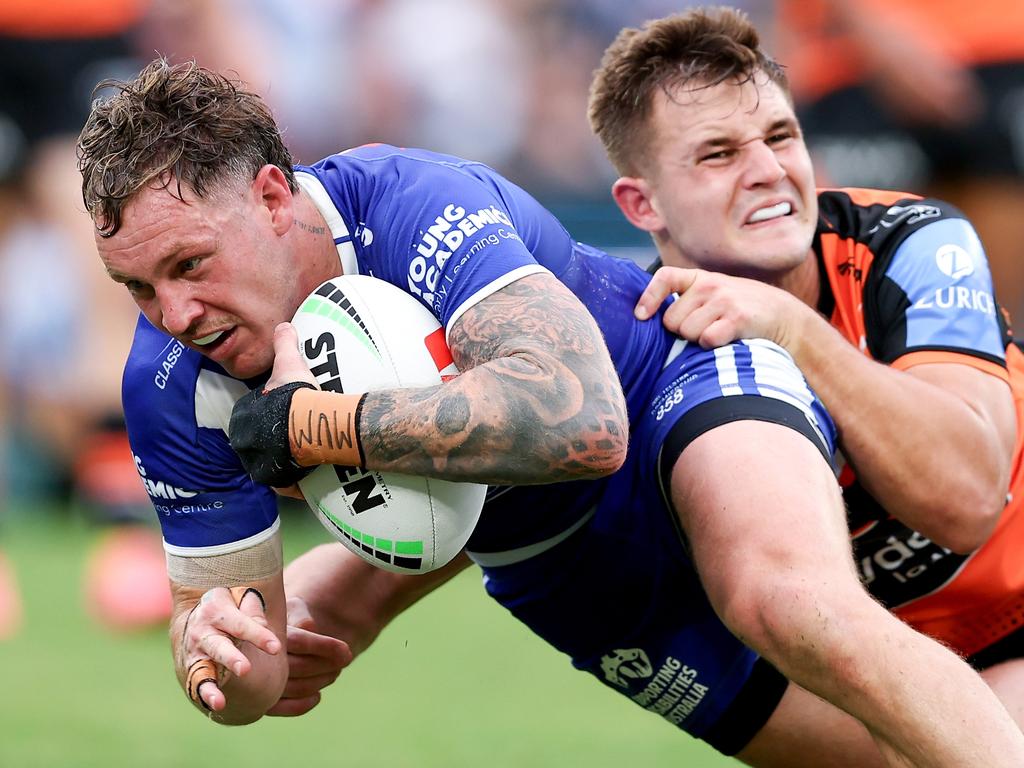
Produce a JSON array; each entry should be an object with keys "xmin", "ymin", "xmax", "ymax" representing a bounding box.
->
[
  {"xmin": 870, "ymin": 211, "xmax": 1007, "ymax": 374},
  {"xmin": 644, "ymin": 339, "xmax": 838, "ymax": 499},
  {"xmin": 308, "ymin": 149, "xmax": 570, "ymax": 336},
  {"xmin": 123, "ymin": 320, "xmax": 279, "ymax": 556}
]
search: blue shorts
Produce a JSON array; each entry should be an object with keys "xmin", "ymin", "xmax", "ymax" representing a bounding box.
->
[{"xmin": 473, "ymin": 507, "xmax": 787, "ymax": 754}]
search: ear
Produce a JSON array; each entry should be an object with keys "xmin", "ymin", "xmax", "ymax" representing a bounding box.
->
[
  {"xmin": 251, "ymin": 164, "xmax": 295, "ymax": 235},
  {"xmin": 612, "ymin": 176, "xmax": 664, "ymax": 233}
]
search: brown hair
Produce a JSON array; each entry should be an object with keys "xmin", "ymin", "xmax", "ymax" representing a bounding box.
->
[
  {"xmin": 77, "ymin": 58, "xmax": 297, "ymax": 237},
  {"xmin": 588, "ymin": 6, "xmax": 790, "ymax": 175}
]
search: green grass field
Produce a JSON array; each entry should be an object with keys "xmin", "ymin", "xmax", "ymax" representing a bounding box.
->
[{"xmin": 0, "ymin": 509, "xmax": 738, "ymax": 768}]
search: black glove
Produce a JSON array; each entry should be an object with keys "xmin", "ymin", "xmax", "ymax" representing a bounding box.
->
[{"xmin": 229, "ymin": 381, "xmax": 317, "ymax": 487}]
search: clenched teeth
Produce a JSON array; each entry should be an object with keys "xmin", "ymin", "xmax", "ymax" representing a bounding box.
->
[{"xmin": 748, "ymin": 202, "xmax": 791, "ymax": 223}]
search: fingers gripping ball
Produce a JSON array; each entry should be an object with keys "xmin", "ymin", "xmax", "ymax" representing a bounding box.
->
[
  {"xmin": 229, "ymin": 382, "xmax": 317, "ymax": 487},
  {"xmin": 290, "ymin": 275, "xmax": 487, "ymax": 575},
  {"xmin": 185, "ymin": 586, "xmax": 266, "ymax": 710}
]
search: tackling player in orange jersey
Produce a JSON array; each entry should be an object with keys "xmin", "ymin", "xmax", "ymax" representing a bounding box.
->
[{"xmin": 602, "ymin": 8, "xmax": 1024, "ymax": 722}]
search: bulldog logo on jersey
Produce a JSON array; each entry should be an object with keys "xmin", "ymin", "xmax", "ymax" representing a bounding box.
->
[{"xmin": 600, "ymin": 648, "xmax": 654, "ymax": 688}]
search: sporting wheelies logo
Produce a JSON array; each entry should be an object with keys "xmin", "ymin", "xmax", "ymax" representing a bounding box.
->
[{"xmin": 598, "ymin": 651, "xmax": 709, "ymax": 726}]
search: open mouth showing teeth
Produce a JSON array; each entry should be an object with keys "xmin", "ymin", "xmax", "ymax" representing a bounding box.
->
[{"xmin": 747, "ymin": 202, "xmax": 792, "ymax": 223}]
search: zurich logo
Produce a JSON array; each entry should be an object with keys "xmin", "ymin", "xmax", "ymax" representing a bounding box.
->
[{"xmin": 935, "ymin": 244, "xmax": 973, "ymax": 279}]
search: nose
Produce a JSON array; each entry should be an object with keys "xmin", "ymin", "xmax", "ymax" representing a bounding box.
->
[
  {"xmin": 742, "ymin": 140, "xmax": 786, "ymax": 188},
  {"xmin": 157, "ymin": 284, "xmax": 203, "ymax": 337}
]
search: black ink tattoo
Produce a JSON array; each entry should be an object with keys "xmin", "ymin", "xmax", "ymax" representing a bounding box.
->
[
  {"xmin": 294, "ymin": 219, "xmax": 328, "ymax": 236},
  {"xmin": 357, "ymin": 273, "xmax": 628, "ymax": 484}
]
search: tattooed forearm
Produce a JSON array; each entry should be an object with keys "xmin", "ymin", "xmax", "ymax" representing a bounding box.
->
[{"xmin": 357, "ymin": 273, "xmax": 628, "ymax": 484}]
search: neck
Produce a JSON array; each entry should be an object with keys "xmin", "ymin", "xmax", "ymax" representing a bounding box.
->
[
  {"xmin": 655, "ymin": 235, "xmax": 820, "ymax": 307},
  {"xmin": 293, "ymin": 191, "xmax": 344, "ymax": 292},
  {"xmin": 773, "ymin": 250, "xmax": 819, "ymax": 307}
]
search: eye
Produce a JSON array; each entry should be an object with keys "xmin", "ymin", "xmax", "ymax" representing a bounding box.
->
[
  {"xmin": 180, "ymin": 256, "xmax": 203, "ymax": 273},
  {"xmin": 124, "ymin": 279, "xmax": 153, "ymax": 299},
  {"xmin": 767, "ymin": 131, "xmax": 794, "ymax": 146},
  {"xmin": 699, "ymin": 148, "xmax": 735, "ymax": 163}
]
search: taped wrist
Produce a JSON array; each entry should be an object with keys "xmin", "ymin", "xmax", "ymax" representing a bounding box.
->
[
  {"xmin": 229, "ymin": 381, "xmax": 316, "ymax": 487},
  {"xmin": 289, "ymin": 388, "xmax": 366, "ymax": 469}
]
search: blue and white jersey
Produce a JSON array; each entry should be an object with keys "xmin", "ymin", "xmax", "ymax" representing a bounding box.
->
[
  {"xmin": 122, "ymin": 144, "xmax": 839, "ymax": 746},
  {"xmin": 124, "ymin": 144, "xmax": 680, "ymax": 555}
]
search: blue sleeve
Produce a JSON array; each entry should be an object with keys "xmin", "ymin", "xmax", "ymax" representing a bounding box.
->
[
  {"xmin": 307, "ymin": 149, "xmax": 570, "ymax": 332},
  {"xmin": 879, "ymin": 218, "xmax": 1005, "ymax": 363},
  {"xmin": 123, "ymin": 319, "xmax": 279, "ymax": 555},
  {"xmin": 642, "ymin": 339, "xmax": 837, "ymax": 493}
]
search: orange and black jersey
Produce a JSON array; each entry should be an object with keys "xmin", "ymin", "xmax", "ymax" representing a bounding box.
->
[{"xmin": 816, "ymin": 187, "xmax": 1024, "ymax": 657}]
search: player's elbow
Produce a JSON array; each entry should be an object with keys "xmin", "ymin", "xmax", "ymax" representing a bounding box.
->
[
  {"xmin": 923, "ymin": 488, "xmax": 1005, "ymax": 554},
  {"xmin": 568, "ymin": 408, "xmax": 629, "ymax": 479},
  {"xmin": 927, "ymin": 438, "xmax": 1012, "ymax": 552}
]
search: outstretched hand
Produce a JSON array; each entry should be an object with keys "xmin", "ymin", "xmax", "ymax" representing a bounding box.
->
[
  {"xmin": 181, "ymin": 587, "xmax": 281, "ymax": 713},
  {"xmin": 266, "ymin": 595, "xmax": 353, "ymax": 717},
  {"xmin": 634, "ymin": 267, "xmax": 805, "ymax": 353}
]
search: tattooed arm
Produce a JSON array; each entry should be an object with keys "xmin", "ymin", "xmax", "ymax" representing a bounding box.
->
[
  {"xmin": 256, "ymin": 272, "xmax": 628, "ymax": 486},
  {"xmin": 359, "ymin": 273, "xmax": 628, "ymax": 483}
]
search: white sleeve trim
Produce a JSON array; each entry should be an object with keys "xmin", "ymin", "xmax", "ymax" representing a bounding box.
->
[
  {"xmin": 444, "ymin": 264, "xmax": 549, "ymax": 343},
  {"xmin": 163, "ymin": 516, "xmax": 281, "ymax": 557}
]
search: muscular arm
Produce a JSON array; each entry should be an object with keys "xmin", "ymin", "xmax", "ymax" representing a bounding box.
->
[
  {"xmin": 358, "ymin": 274, "xmax": 627, "ymax": 482},
  {"xmin": 673, "ymin": 420, "xmax": 1024, "ymax": 767},
  {"xmin": 638, "ymin": 267, "xmax": 1015, "ymax": 552},
  {"xmin": 781, "ymin": 310, "xmax": 1014, "ymax": 552},
  {"xmin": 272, "ymin": 272, "xmax": 627, "ymax": 485}
]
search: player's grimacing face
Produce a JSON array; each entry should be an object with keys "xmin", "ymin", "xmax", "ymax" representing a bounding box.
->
[
  {"xmin": 644, "ymin": 77, "xmax": 817, "ymax": 280},
  {"xmin": 97, "ymin": 180, "xmax": 300, "ymax": 379}
]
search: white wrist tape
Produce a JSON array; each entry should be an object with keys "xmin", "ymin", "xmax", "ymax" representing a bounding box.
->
[{"xmin": 167, "ymin": 532, "xmax": 283, "ymax": 588}]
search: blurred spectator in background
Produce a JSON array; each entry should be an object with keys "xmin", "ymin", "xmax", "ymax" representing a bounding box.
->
[
  {"xmin": 0, "ymin": 0, "xmax": 285, "ymax": 637},
  {"xmin": 775, "ymin": 0, "xmax": 1024, "ymax": 323},
  {"xmin": 0, "ymin": 0, "xmax": 162, "ymax": 635}
]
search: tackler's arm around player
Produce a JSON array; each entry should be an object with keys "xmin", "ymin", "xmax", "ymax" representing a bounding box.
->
[
  {"xmin": 169, "ymin": 562, "xmax": 288, "ymax": 724},
  {"xmin": 636, "ymin": 264, "xmax": 1016, "ymax": 553},
  {"xmin": 231, "ymin": 273, "xmax": 629, "ymax": 488}
]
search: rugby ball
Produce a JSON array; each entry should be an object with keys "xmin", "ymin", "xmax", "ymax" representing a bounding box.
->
[{"xmin": 291, "ymin": 275, "xmax": 486, "ymax": 574}]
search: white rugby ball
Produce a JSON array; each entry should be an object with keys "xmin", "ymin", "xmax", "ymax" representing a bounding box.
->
[{"xmin": 291, "ymin": 275, "xmax": 486, "ymax": 574}]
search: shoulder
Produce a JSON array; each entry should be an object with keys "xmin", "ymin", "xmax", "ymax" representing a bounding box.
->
[
  {"xmin": 123, "ymin": 315, "xmax": 248, "ymax": 468},
  {"xmin": 817, "ymin": 188, "xmax": 968, "ymax": 246}
]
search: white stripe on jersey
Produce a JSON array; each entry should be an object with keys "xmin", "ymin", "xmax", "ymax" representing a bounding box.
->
[
  {"xmin": 663, "ymin": 337, "xmax": 688, "ymax": 369},
  {"xmin": 295, "ymin": 171, "xmax": 359, "ymax": 276},
  {"xmin": 195, "ymin": 368, "xmax": 249, "ymax": 435},
  {"xmin": 713, "ymin": 345, "xmax": 744, "ymax": 396},
  {"xmin": 747, "ymin": 339, "xmax": 816, "ymax": 410},
  {"xmin": 746, "ymin": 339, "xmax": 829, "ymax": 451},
  {"xmin": 466, "ymin": 506, "xmax": 596, "ymax": 567}
]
